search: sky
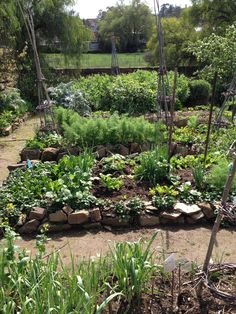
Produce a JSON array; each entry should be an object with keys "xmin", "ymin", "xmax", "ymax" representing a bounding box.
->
[{"xmin": 73, "ymin": 0, "xmax": 192, "ymax": 19}]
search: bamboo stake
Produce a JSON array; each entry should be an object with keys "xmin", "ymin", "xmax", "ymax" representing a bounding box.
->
[
  {"xmin": 198, "ymin": 153, "xmax": 236, "ymax": 297},
  {"xmin": 168, "ymin": 68, "xmax": 177, "ymax": 165},
  {"xmin": 204, "ymin": 72, "xmax": 218, "ymax": 165}
]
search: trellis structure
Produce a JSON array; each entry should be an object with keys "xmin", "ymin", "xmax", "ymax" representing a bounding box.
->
[
  {"xmin": 154, "ymin": 0, "xmax": 172, "ymax": 124},
  {"xmin": 111, "ymin": 34, "xmax": 120, "ymax": 75},
  {"xmin": 17, "ymin": 0, "xmax": 56, "ymax": 132},
  {"xmin": 215, "ymin": 73, "xmax": 236, "ymax": 127}
]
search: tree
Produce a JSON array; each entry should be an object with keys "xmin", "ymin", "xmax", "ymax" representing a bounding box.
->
[
  {"xmin": 0, "ymin": 2, "xmax": 20, "ymax": 46},
  {"xmin": 159, "ymin": 3, "xmax": 182, "ymax": 18},
  {"xmin": 187, "ymin": 23, "xmax": 236, "ymax": 84},
  {"xmin": 189, "ymin": 0, "xmax": 236, "ymax": 36},
  {"xmin": 0, "ymin": 0, "xmax": 91, "ymax": 101},
  {"xmin": 147, "ymin": 10, "xmax": 198, "ymax": 67},
  {"xmin": 98, "ymin": 0, "xmax": 154, "ymax": 53}
]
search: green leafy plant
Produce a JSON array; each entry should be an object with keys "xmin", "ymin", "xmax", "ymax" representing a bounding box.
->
[
  {"xmin": 100, "ymin": 174, "xmax": 124, "ymax": 192},
  {"xmin": 135, "ymin": 148, "xmax": 169, "ymax": 186},
  {"xmin": 110, "ymin": 233, "xmax": 157, "ymax": 306},
  {"xmin": 152, "ymin": 195, "xmax": 175, "ymax": 211},
  {"xmin": 102, "ymin": 154, "xmax": 127, "ymax": 173},
  {"xmin": 192, "ymin": 163, "xmax": 205, "ymax": 190},
  {"xmin": 149, "ymin": 184, "xmax": 179, "ymax": 197}
]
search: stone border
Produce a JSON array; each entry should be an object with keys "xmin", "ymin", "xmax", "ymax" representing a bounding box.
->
[
  {"xmin": 15, "ymin": 201, "xmax": 218, "ymax": 235},
  {"xmin": 0, "ymin": 112, "xmax": 31, "ymax": 137}
]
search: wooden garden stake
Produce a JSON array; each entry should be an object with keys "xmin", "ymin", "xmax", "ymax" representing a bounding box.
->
[
  {"xmin": 107, "ymin": 285, "xmax": 113, "ymax": 314},
  {"xmin": 198, "ymin": 153, "xmax": 236, "ymax": 297},
  {"xmin": 168, "ymin": 68, "xmax": 177, "ymax": 165},
  {"xmin": 171, "ymin": 270, "xmax": 175, "ymax": 310},
  {"xmin": 204, "ymin": 72, "xmax": 218, "ymax": 165},
  {"xmin": 178, "ymin": 264, "xmax": 181, "ymax": 296}
]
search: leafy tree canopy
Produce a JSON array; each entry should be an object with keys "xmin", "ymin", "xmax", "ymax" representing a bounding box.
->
[
  {"xmin": 0, "ymin": 0, "xmax": 91, "ymax": 55},
  {"xmin": 189, "ymin": 0, "xmax": 236, "ymax": 36},
  {"xmin": 147, "ymin": 9, "xmax": 198, "ymax": 67},
  {"xmin": 98, "ymin": 0, "xmax": 154, "ymax": 53},
  {"xmin": 187, "ymin": 23, "xmax": 236, "ymax": 84}
]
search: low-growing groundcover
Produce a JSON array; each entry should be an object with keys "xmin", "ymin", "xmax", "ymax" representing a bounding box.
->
[{"xmin": 0, "ymin": 153, "xmax": 97, "ymax": 223}]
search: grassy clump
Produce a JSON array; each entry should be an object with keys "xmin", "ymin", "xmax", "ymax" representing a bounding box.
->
[{"xmin": 0, "ymin": 226, "xmax": 158, "ymax": 313}]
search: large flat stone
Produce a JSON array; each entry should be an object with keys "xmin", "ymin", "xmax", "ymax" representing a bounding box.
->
[
  {"xmin": 20, "ymin": 148, "xmax": 41, "ymax": 161},
  {"xmin": 138, "ymin": 214, "xmax": 160, "ymax": 227},
  {"xmin": 68, "ymin": 210, "xmax": 89, "ymax": 225},
  {"xmin": 8, "ymin": 163, "xmax": 25, "ymax": 172},
  {"xmin": 41, "ymin": 148, "xmax": 59, "ymax": 162},
  {"xmin": 28, "ymin": 207, "xmax": 47, "ymax": 220},
  {"xmin": 89, "ymin": 208, "xmax": 102, "ymax": 222},
  {"xmin": 49, "ymin": 210, "xmax": 67, "ymax": 223},
  {"xmin": 174, "ymin": 203, "xmax": 201, "ymax": 215},
  {"xmin": 102, "ymin": 217, "xmax": 129, "ymax": 227},
  {"xmin": 198, "ymin": 202, "xmax": 215, "ymax": 219},
  {"xmin": 161, "ymin": 211, "xmax": 182, "ymax": 220},
  {"xmin": 19, "ymin": 219, "xmax": 40, "ymax": 234}
]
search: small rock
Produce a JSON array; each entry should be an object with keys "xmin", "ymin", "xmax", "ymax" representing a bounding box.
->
[
  {"xmin": 191, "ymin": 211, "xmax": 204, "ymax": 221},
  {"xmin": 141, "ymin": 143, "xmax": 151, "ymax": 152},
  {"xmin": 175, "ymin": 203, "xmax": 201, "ymax": 215},
  {"xmin": 102, "ymin": 217, "xmax": 129, "ymax": 227},
  {"xmin": 62, "ymin": 205, "xmax": 73, "ymax": 215},
  {"xmin": 39, "ymin": 223, "xmax": 71, "ymax": 233},
  {"xmin": 8, "ymin": 163, "xmax": 25, "ymax": 172},
  {"xmin": 130, "ymin": 142, "xmax": 141, "ymax": 154},
  {"xmin": 198, "ymin": 202, "xmax": 215, "ymax": 219},
  {"xmin": 41, "ymin": 147, "xmax": 59, "ymax": 162},
  {"xmin": 68, "ymin": 210, "xmax": 89, "ymax": 225},
  {"xmin": 146, "ymin": 205, "xmax": 159, "ymax": 212},
  {"xmin": 161, "ymin": 211, "xmax": 182, "ymax": 220},
  {"xmin": 49, "ymin": 210, "xmax": 67, "ymax": 223},
  {"xmin": 2, "ymin": 126, "xmax": 11, "ymax": 136},
  {"xmin": 83, "ymin": 222, "xmax": 101, "ymax": 230},
  {"xmin": 138, "ymin": 214, "xmax": 160, "ymax": 227},
  {"xmin": 96, "ymin": 145, "xmax": 107, "ymax": 159},
  {"xmin": 20, "ymin": 148, "xmax": 41, "ymax": 161},
  {"xmin": 118, "ymin": 144, "xmax": 129, "ymax": 156},
  {"xmin": 28, "ymin": 207, "xmax": 47, "ymax": 220},
  {"xmin": 89, "ymin": 208, "xmax": 102, "ymax": 222},
  {"xmin": 19, "ymin": 219, "xmax": 40, "ymax": 234}
]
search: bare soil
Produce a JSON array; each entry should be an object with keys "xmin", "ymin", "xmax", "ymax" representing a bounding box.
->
[
  {"xmin": 0, "ymin": 116, "xmax": 40, "ymax": 184},
  {"xmin": 16, "ymin": 225, "xmax": 236, "ymax": 266}
]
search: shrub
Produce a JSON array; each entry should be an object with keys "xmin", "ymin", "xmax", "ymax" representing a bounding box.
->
[
  {"xmin": 187, "ymin": 79, "xmax": 211, "ymax": 106},
  {"xmin": 0, "ymin": 88, "xmax": 27, "ymax": 113},
  {"xmin": 71, "ymin": 70, "xmax": 190, "ymax": 114},
  {"xmin": 49, "ymin": 82, "xmax": 91, "ymax": 116},
  {"xmin": 135, "ymin": 147, "xmax": 169, "ymax": 186}
]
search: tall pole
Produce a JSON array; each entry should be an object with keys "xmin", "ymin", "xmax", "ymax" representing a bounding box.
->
[
  {"xmin": 198, "ymin": 153, "xmax": 236, "ymax": 297},
  {"xmin": 204, "ymin": 72, "xmax": 217, "ymax": 164}
]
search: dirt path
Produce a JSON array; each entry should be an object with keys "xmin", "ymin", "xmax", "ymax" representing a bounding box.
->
[
  {"xmin": 16, "ymin": 225, "xmax": 236, "ymax": 265},
  {"xmin": 0, "ymin": 116, "xmax": 40, "ymax": 184}
]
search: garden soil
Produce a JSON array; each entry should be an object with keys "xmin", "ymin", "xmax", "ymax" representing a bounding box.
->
[
  {"xmin": 16, "ymin": 226, "xmax": 236, "ymax": 265},
  {"xmin": 0, "ymin": 115, "xmax": 40, "ymax": 184},
  {"xmin": 0, "ymin": 116, "xmax": 235, "ymax": 266}
]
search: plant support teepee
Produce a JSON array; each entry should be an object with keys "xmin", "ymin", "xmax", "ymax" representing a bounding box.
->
[
  {"xmin": 17, "ymin": 0, "xmax": 56, "ymax": 132},
  {"xmin": 154, "ymin": 0, "xmax": 172, "ymax": 125}
]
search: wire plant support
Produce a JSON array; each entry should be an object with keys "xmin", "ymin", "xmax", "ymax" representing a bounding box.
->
[
  {"xmin": 111, "ymin": 34, "xmax": 120, "ymax": 76},
  {"xmin": 154, "ymin": 0, "xmax": 172, "ymax": 125},
  {"xmin": 215, "ymin": 72, "xmax": 236, "ymax": 128},
  {"xmin": 17, "ymin": 0, "xmax": 57, "ymax": 133}
]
